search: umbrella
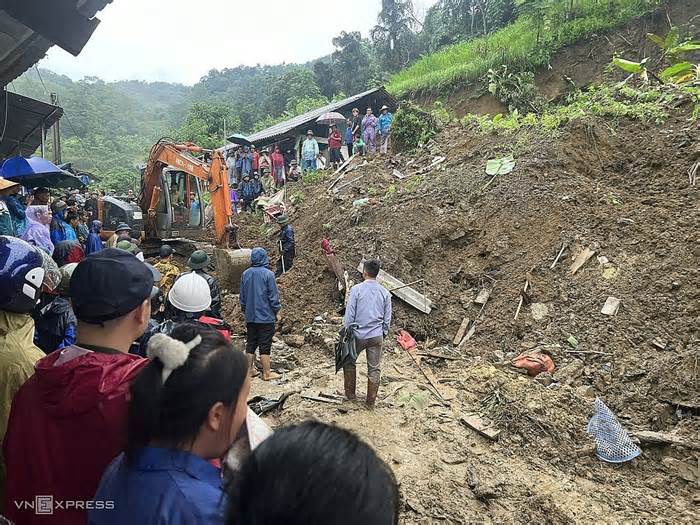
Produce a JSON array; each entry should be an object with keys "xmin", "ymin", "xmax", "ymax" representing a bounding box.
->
[
  {"xmin": 0, "ymin": 156, "xmax": 85, "ymax": 189},
  {"xmin": 316, "ymin": 112, "xmax": 346, "ymax": 126},
  {"xmin": 226, "ymin": 133, "xmax": 253, "ymax": 147}
]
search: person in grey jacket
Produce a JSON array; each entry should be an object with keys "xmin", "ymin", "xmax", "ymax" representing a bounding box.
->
[
  {"xmin": 240, "ymin": 247, "xmax": 281, "ymax": 380},
  {"xmin": 343, "ymin": 259, "xmax": 392, "ymax": 408}
]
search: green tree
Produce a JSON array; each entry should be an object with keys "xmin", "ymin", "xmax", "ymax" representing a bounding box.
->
[
  {"xmin": 331, "ymin": 31, "xmax": 372, "ymax": 95},
  {"xmin": 371, "ymin": 0, "xmax": 419, "ymax": 72},
  {"xmin": 176, "ymin": 103, "xmax": 239, "ymax": 149},
  {"xmin": 263, "ymin": 67, "xmax": 322, "ymax": 117},
  {"xmin": 313, "ymin": 60, "xmax": 338, "ymax": 99}
]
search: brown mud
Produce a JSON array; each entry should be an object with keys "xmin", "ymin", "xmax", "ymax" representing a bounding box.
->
[{"xmin": 216, "ymin": 97, "xmax": 699, "ymax": 522}]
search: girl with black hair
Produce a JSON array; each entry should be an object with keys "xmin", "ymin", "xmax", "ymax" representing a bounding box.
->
[
  {"xmin": 90, "ymin": 322, "xmax": 250, "ymax": 525},
  {"xmin": 227, "ymin": 421, "xmax": 400, "ymax": 525}
]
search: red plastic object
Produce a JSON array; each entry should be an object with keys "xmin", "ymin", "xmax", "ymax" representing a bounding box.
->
[
  {"xmin": 198, "ymin": 315, "xmax": 232, "ymax": 341},
  {"xmin": 321, "ymin": 238, "xmax": 335, "ymax": 255},
  {"xmin": 512, "ymin": 351, "xmax": 555, "ymax": 376},
  {"xmin": 396, "ymin": 330, "xmax": 417, "ymax": 351}
]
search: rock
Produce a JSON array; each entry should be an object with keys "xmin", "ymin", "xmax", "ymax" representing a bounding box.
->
[
  {"xmin": 284, "ymin": 334, "xmax": 305, "ymax": 348},
  {"xmin": 535, "ymin": 372, "xmax": 553, "ymax": 386},
  {"xmin": 553, "ymin": 359, "xmax": 584, "ymax": 384},
  {"xmin": 530, "ymin": 303, "xmax": 549, "ymax": 321},
  {"xmin": 575, "ymin": 385, "xmax": 595, "ymax": 398}
]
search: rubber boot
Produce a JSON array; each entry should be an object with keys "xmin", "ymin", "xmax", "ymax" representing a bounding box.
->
[
  {"xmin": 366, "ymin": 380, "xmax": 380, "ymax": 409},
  {"xmin": 260, "ymin": 355, "xmax": 280, "ymax": 381},
  {"xmin": 343, "ymin": 368, "xmax": 357, "ymax": 401}
]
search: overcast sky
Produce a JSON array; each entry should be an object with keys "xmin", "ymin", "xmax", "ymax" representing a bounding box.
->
[{"xmin": 39, "ymin": 0, "xmax": 438, "ymax": 85}]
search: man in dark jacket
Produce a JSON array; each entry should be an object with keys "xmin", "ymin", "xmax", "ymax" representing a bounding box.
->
[
  {"xmin": 240, "ymin": 247, "xmax": 281, "ymax": 381},
  {"xmin": 182, "ymin": 249, "xmax": 221, "ymax": 318},
  {"xmin": 33, "ymin": 263, "xmax": 78, "ymax": 353},
  {"xmin": 275, "ymin": 214, "xmax": 295, "ymax": 277}
]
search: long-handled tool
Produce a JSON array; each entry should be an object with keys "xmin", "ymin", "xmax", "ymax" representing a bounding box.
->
[{"xmin": 279, "ymin": 240, "xmax": 286, "ymax": 274}]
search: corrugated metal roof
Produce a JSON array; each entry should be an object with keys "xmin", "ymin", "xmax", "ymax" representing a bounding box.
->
[
  {"xmin": 221, "ymin": 86, "xmax": 396, "ymax": 151},
  {"xmin": 0, "ymin": 91, "xmax": 63, "ymax": 157},
  {"xmin": 0, "ymin": 1, "xmax": 113, "ymax": 87}
]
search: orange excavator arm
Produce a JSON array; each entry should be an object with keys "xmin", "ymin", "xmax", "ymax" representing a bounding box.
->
[{"xmin": 139, "ymin": 139, "xmax": 234, "ymax": 247}]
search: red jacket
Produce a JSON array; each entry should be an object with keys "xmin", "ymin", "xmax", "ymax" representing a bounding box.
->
[
  {"xmin": 252, "ymin": 150, "xmax": 260, "ymax": 170},
  {"xmin": 3, "ymin": 347, "xmax": 147, "ymax": 524},
  {"xmin": 328, "ymin": 131, "xmax": 343, "ymax": 150}
]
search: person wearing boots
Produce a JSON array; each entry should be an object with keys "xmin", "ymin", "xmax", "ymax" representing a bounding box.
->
[
  {"xmin": 342, "ymin": 259, "xmax": 392, "ymax": 408},
  {"xmin": 240, "ymin": 247, "xmax": 281, "ymax": 381},
  {"xmin": 275, "ymin": 214, "xmax": 295, "ymax": 277}
]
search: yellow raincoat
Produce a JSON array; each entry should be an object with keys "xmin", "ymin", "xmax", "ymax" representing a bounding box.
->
[{"xmin": 0, "ymin": 311, "xmax": 44, "ymax": 511}]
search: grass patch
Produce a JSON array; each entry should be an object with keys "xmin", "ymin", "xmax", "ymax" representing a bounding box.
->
[
  {"xmin": 387, "ymin": 0, "xmax": 662, "ymax": 98},
  {"xmin": 464, "ymin": 84, "xmax": 673, "ymax": 133}
]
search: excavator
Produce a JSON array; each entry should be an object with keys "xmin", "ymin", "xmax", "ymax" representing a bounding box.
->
[
  {"xmin": 139, "ymin": 138, "xmax": 235, "ymax": 247},
  {"xmin": 97, "ymin": 138, "xmax": 250, "ymax": 287}
]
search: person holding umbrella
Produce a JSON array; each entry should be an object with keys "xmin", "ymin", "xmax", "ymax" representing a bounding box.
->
[{"xmin": 328, "ymin": 125, "xmax": 344, "ymax": 170}]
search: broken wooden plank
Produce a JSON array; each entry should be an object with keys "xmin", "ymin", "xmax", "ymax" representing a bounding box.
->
[
  {"xmin": 650, "ymin": 337, "xmax": 667, "ymax": 350},
  {"xmin": 392, "ymin": 168, "xmax": 406, "ymax": 179},
  {"xmin": 513, "ymin": 280, "xmax": 530, "ymax": 320},
  {"xmin": 403, "ymin": 343, "xmax": 456, "ymax": 401},
  {"xmin": 333, "ymin": 173, "xmax": 366, "ymax": 194},
  {"xmin": 601, "ymin": 296, "xmax": 620, "ymax": 316},
  {"xmin": 460, "ymin": 414, "xmax": 500, "ymax": 441},
  {"xmin": 301, "ymin": 394, "xmax": 342, "ymax": 405},
  {"xmin": 453, "ymin": 317, "xmax": 471, "ymax": 345},
  {"xmin": 357, "ymin": 260, "xmax": 433, "ymax": 314},
  {"xmin": 570, "ymin": 246, "xmax": 596, "ymax": 274},
  {"xmin": 632, "ymin": 430, "xmax": 699, "ymax": 450}
]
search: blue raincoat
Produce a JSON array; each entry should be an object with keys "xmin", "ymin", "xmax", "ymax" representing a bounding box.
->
[{"xmin": 239, "ymin": 248, "xmax": 281, "ymax": 324}]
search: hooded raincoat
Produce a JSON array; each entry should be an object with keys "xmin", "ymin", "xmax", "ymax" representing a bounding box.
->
[
  {"xmin": 52, "ymin": 240, "xmax": 85, "ymax": 268},
  {"xmin": 0, "ymin": 311, "xmax": 44, "ymax": 511},
  {"xmin": 239, "ymin": 248, "xmax": 281, "ymax": 324},
  {"xmin": 21, "ymin": 205, "xmax": 54, "ymax": 255},
  {"xmin": 85, "ymin": 220, "xmax": 103, "ymax": 255},
  {"xmin": 3, "ymin": 346, "xmax": 147, "ymax": 525}
]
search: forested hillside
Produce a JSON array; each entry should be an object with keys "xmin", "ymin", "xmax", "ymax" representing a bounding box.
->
[{"xmin": 8, "ymin": 0, "xmax": 671, "ymax": 190}]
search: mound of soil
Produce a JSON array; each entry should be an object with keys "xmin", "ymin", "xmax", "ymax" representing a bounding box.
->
[{"xmin": 225, "ymin": 95, "xmax": 698, "ymax": 521}]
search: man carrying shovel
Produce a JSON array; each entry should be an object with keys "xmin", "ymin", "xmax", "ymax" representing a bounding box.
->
[{"xmin": 275, "ymin": 214, "xmax": 295, "ymax": 277}]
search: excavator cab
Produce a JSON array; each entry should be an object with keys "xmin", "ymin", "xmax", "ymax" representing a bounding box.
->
[{"xmin": 152, "ymin": 168, "xmax": 206, "ymax": 239}]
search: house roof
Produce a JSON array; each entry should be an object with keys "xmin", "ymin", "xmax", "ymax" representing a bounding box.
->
[
  {"xmin": 0, "ymin": 90, "xmax": 63, "ymax": 157},
  {"xmin": 221, "ymin": 86, "xmax": 396, "ymax": 151},
  {"xmin": 0, "ymin": 0, "xmax": 113, "ymax": 87}
]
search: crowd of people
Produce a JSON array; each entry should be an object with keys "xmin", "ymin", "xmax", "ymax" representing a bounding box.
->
[
  {"xmin": 0, "ymin": 181, "xmax": 396, "ymax": 524},
  {"xmin": 226, "ymin": 104, "xmax": 394, "ymax": 190}
]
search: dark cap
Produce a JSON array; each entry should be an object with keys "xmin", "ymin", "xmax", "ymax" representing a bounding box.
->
[
  {"xmin": 70, "ymin": 248, "xmax": 155, "ymax": 323},
  {"xmin": 159, "ymin": 244, "xmax": 174, "ymax": 258}
]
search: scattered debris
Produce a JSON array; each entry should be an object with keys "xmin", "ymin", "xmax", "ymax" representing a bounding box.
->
[
  {"xmin": 459, "ymin": 413, "xmax": 501, "ymax": 441},
  {"xmin": 587, "ymin": 398, "xmax": 641, "ymax": 463},
  {"xmin": 688, "ymin": 160, "xmax": 698, "ymax": 186},
  {"xmin": 283, "ymin": 334, "xmax": 305, "ymax": 348},
  {"xmin": 392, "ymin": 168, "xmax": 406, "ymax": 179},
  {"xmin": 570, "ymin": 244, "xmax": 597, "ymax": 274},
  {"xmin": 352, "ymin": 197, "xmax": 370, "ymax": 207},
  {"xmin": 333, "ymin": 173, "xmax": 366, "ymax": 193},
  {"xmin": 513, "ymin": 278, "xmax": 530, "ymax": 320},
  {"xmin": 567, "ymin": 335, "xmax": 579, "ymax": 348},
  {"xmin": 530, "ymin": 303, "xmax": 549, "ymax": 321},
  {"xmin": 453, "ymin": 317, "xmax": 471, "ymax": 345},
  {"xmin": 357, "ymin": 260, "xmax": 433, "ymax": 314},
  {"xmin": 511, "ymin": 351, "xmax": 555, "ymax": 376},
  {"xmin": 601, "ymin": 296, "xmax": 621, "ymax": 316},
  {"xmin": 474, "ymin": 288, "xmax": 491, "ymax": 305},
  {"xmin": 632, "ymin": 430, "xmax": 700, "ymax": 450},
  {"xmin": 248, "ymin": 392, "xmax": 295, "ymax": 416},
  {"xmin": 300, "ymin": 393, "xmax": 343, "ymax": 405},
  {"xmin": 398, "ymin": 330, "xmax": 456, "ymax": 402},
  {"xmin": 485, "ymin": 155, "xmax": 516, "ymax": 176},
  {"xmin": 650, "ymin": 337, "xmax": 667, "ymax": 350},
  {"xmin": 550, "ymin": 242, "xmax": 567, "ymax": 269}
]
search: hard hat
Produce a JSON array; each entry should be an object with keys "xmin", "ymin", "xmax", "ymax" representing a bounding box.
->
[
  {"xmin": 0, "ymin": 236, "xmax": 45, "ymax": 313},
  {"xmin": 168, "ymin": 272, "xmax": 212, "ymax": 313}
]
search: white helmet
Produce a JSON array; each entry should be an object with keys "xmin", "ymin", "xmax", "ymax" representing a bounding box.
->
[{"xmin": 168, "ymin": 272, "xmax": 212, "ymax": 313}]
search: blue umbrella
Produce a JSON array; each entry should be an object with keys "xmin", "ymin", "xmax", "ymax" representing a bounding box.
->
[{"xmin": 0, "ymin": 156, "xmax": 85, "ymax": 189}]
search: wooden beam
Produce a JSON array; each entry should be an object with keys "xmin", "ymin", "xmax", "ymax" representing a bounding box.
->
[{"xmin": 357, "ymin": 260, "xmax": 433, "ymax": 314}]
